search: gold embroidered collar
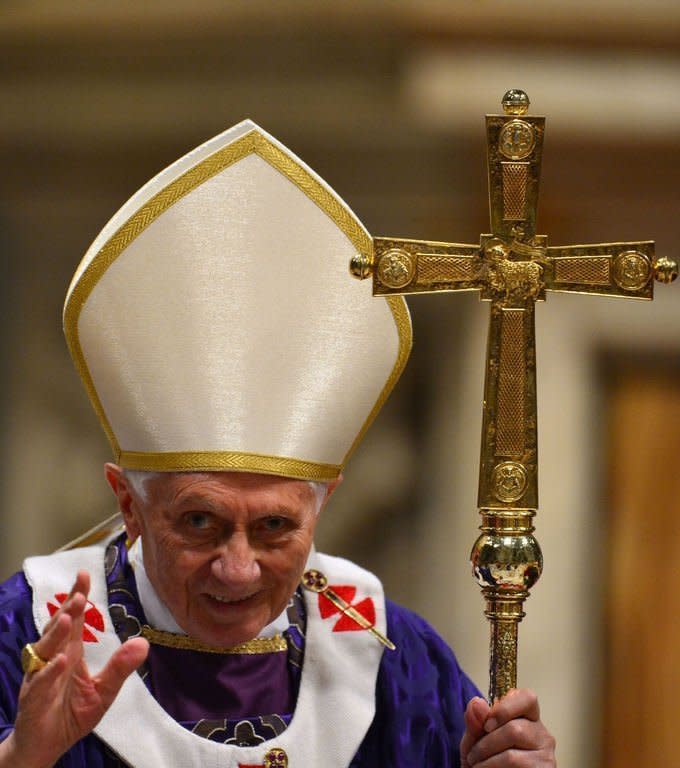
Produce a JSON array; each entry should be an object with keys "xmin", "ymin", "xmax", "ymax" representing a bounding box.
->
[{"xmin": 141, "ymin": 625, "xmax": 287, "ymax": 654}]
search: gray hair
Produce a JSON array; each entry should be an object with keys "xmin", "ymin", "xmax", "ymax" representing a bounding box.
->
[{"xmin": 123, "ymin": 470, "xmax": 327, "ymax": 512}]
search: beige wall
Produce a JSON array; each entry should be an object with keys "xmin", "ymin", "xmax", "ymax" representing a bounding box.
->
[{"xmin": 1, "ymin": 4, "xmax": 678, "ymax": 765}]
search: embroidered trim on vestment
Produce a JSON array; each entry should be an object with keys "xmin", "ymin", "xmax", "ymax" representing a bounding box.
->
[{"xmin": 141, "ymin": 625, "xmax": 288, "ymax": 654}]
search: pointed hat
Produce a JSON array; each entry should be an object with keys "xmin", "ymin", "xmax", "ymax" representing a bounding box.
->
[{"xmin": 64, "ymin": 121, "xmax": 411, "ymax": 481}]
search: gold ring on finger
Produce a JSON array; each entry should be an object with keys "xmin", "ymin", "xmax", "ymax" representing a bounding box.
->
[{"xmin": 21, "ymin": 643, "xmax": 48, "ymax": 676}]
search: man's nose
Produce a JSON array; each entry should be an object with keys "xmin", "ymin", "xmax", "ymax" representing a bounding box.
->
[{"xmin": 210, "ymin": 532, "xmax": 260, "ymax": 585}]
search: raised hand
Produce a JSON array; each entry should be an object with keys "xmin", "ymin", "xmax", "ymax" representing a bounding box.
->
[
  {"xmin": 0, "ymin": 570, "xmax": 148, "ymax": 768},
  {"xmin": 460, "ymin": 688, "xmax": 556, "ymax": 767}
]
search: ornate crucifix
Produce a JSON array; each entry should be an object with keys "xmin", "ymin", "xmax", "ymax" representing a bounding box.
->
[{"xmin": 350, "ymin": 89, "xmax": 678, "ymax": 703}]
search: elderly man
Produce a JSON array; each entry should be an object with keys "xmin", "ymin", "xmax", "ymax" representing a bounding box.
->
[{"xmin": 0, "ymin": 121, "xmax": 556, "ymax": 767}]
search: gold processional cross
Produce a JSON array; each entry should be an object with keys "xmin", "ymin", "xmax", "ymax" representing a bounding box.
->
[{"xmin": 350, "ymin": 89, "xmax": 678, "ymax": 703}]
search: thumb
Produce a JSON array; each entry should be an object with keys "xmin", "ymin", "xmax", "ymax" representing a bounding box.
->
[{"xmin": 93, "ymin": 638, "xmax": 149, "ymax": 710}]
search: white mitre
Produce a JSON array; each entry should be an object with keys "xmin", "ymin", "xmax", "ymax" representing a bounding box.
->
[{"xmin": 63, "ymin": 120, "xmax": 411, "ymax": 480}]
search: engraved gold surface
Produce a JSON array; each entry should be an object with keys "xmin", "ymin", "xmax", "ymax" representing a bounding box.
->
[
  {"xmin": 546, "ymin": 241, "xmax": 655, "ymax": 298},
  {"xmin": 371, "ymin": 237, "xmax": 480, "ymax": 296},
  {"xmin": 612, "ymin": 250, "xmax": 651, "ymax": 291},
  {"xmin": 486, "ymin": 253, "xmax": 544, "ymax": 304},
  {"xmin": 65, "ymin": 129, "xmax": 412, "ymax": 478},
  {"xmin": 377, "ymin": 249, "xmax": 415, "ymax": 289},
  {"xmin": 141, "ymin": 626, "xmax": 288, "ymax": 654},
  {"xmin": 499, "ymin": 120, "xmax": 535, "ymax": 160},
  {"xmin": 417, "ymin": 255, "xmax": 475, "ymax": 284},
  {"xmin": 487, "ymin": 115, "xmax": 544, "ymax": 241},
  {"xmin": 496, "ymin": 310, "xmax": 526, "ymax": 456},
  {"xmin": 502, "ymin": 162, "xmax": 529, "ymax": 220},
  {"xmin": 477, "ymin": 301, "xmax": 537, "ymax": 514},
  {"xmin": 492, "ymin": 621, "xmax": 518, "ymax": 698},
  {"xmin": 553, "ymin": 256, "xmax": 611, "ymax": 285},
  {"xmin": 492, "ymin": 461, "xmax": 528, "ymax": 502},
  {"xmin": 357, "ymin": 92, "xmax": 675, "ymax": 701},
  {"xmin": 264, "ymin": 747, "xmax": 288, "ymax": 768}
]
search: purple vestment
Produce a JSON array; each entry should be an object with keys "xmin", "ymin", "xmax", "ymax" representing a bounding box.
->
[{"xmin": 0, "ymin": 537, "xmax": 480, "ymax": 767}]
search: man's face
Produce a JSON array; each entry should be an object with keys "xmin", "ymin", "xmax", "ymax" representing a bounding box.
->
[{"xmin": 116, "ymin": 471, "xmax": 325, "ymax": 647}]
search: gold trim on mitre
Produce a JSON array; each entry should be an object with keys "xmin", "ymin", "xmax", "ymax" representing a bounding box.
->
[
  {"xmin": 119, "ymin": 450, "xmax": 342, "ymax": 482},
  {"xmin": 63, "ymin": 127, "xmax": 412, "ymax": 480}
]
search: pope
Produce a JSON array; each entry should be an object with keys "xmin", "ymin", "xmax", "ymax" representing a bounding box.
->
[{"xmin": 0, "ymin": 120, "xmax": 556, "ymax": 767}]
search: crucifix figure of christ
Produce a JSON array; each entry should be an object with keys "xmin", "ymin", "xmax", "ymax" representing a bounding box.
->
[{"xmin": 350, "ymin": 89, "xmax": 678, "ymax": 703}]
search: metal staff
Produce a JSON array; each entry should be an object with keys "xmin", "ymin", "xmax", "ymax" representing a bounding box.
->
[{"xmin": 351, "ymin": 89, "xmax": 677, "ymax": 702}]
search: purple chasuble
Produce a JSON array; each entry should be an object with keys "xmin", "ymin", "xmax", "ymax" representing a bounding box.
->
[{"xmin": 146, "ymin": 644, "xmax": 293, "ymax": 723}]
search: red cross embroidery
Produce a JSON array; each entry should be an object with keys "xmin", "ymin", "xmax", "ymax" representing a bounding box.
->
[
  {"xmin": 318, "ymin": 585, "xmax": 376, "ymax": 632},
  {"xmin": 46, "ymin": 593, "xmax": 105, "ymax": 643}
]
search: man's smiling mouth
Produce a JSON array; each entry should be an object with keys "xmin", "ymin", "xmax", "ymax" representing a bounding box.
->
[{"xmin": 208, "ymin": 593, "xmax": 257, "ymax": 604}]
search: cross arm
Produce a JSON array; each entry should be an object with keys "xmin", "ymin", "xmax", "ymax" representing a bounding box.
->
[
  {"xmin": 545, "ymin": 241, "xmax": 658, "ymax": 299},
  {"xmin": 350, "ymin": 237, "xmax": 482, "ymax": 296}
]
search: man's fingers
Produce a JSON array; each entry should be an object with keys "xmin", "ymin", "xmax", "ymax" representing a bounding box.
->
[
  {"xmin": 68, "ymin": 571, "xmax": 91, "ymax": 600},
  {"xmin": 484, "ymin": 688, "xmax": 540, "ymax": 732},
  {"xmin": 466, "ymin": 697, "xmax": 490, "ymax": 737},
  {"xmin": 19, "ymin": 653, "xmax": 68, "ymax": 709},
  {"xmin": 467, "ymin": 719, "xmax": 551, "ymax": 765},
  {"xmin": 93, "ymin": 638, "xmax": 149, "ymax": 708},
  {"xmin": 20, "ymin": 652, "xmax": 68, "ymax": 694},
  {"xmin": 460, "ymin": 697, "xmax": 490, "ymax": 766},
  {"xmin": 462, "ymin": 690, "xmax": 555, "ymax": 767},
  {"xmin": 34, "ymin": 572, "xmax": 91, "ymax": 670},
  {"xmin": 35, "ymin": 592, "xmax": 87, "ymax": 668},
  {"xmin": 42, "ymin": 571, "xmax": 90, "ymax": 634},
  {"xmin": 32, "ymin": 613, "xmax": 73, "ymax": 662},
  {"xmin": 67, "ymin": 583, "xmax": 90, "ymax": 648}
]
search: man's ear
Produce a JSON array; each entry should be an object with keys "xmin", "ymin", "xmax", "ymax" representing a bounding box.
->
[
  {"xmin": 321, "ymin": 473, "xmax": 343, "ymax": 511},
  {"xmin": 104, "ymin": 463, "xmax": 142, "ymax": 541}
]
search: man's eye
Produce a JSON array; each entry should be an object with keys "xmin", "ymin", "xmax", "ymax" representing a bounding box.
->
[
  {"xmin": 186, "ymin": 513, "xmax": 212, "ymax": 530},
  {"xmin": 262, "ymin": 517, "xmax": 288, "ymax": 533}
]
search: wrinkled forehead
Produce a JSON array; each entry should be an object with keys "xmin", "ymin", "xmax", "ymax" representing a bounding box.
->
[{"xmin": 133, "ymin": 470, "xmax": 323, "ymax": 511}]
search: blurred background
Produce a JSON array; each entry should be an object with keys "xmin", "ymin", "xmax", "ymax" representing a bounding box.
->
[{"xmin": 1, "ymin": 2, "xmax": 678, "ymax": 765}]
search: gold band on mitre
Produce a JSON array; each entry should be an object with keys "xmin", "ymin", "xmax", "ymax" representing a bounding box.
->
[
  {"xmin": 118, "ymin": 450, "xmax": 343, "ymax": 482},
  {"xmin": 63, "ymin": 121, "xmax": 411, "ymax": 480},
  {"xmin": 21, "ymin": 643, "xmax": 48, "ymax": 675}
]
